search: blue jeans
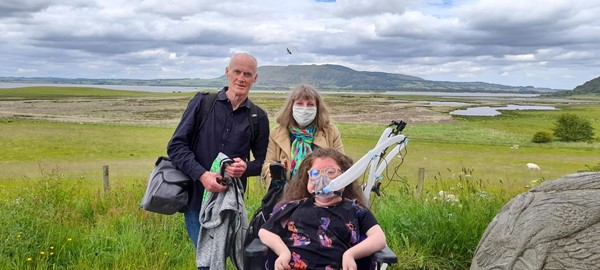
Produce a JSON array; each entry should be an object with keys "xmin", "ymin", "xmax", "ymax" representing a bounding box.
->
[{"xmin": 184, "ymin": 208, "xmax": 201, "ymax": 250}]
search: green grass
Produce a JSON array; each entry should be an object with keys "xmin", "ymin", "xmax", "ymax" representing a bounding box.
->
[
  {"xmin": 0, "ymin": 120, "xmax": 172, "ymax": 162},
  {"xmin": 0, "ymin": 86, "xmax": 175, "ymax": 100},
  {"xmin": 375, "ymin": 190, "xmax": 509, "ymax": 269},
  {"xmin": 1, "ymin": 89, "xmax": 600, "ymax": 269},
  {"xmin": 0, "ymin": 176, "xmax": 195, "ymax": 269}
]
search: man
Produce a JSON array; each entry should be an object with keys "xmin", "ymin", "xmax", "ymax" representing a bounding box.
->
[{"xmin": 167, "ymin": 52, "xmax": 269, "ymax": 249}]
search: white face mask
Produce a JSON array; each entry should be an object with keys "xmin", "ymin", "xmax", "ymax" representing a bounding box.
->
[{"xmin": 292, "ymin": 106, "xmax": 317, "ymax": 127}]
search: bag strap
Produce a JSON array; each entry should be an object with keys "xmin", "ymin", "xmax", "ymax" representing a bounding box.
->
[
  {"xmin": 191, "ymin": 92, "xmax": 218, "ymax": 150},
  {"xmin": 247, "ymin": 99, "xmax": 260, "ymax": 145},
  {"xmin": 190, "ymin": 91, "xmax": 259, "ymax": 151}
]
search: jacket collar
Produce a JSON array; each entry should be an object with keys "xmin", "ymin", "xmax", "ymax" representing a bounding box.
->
[{"xmin": 220, "ymin": 87, "xmax": 251, "ymax": 109}]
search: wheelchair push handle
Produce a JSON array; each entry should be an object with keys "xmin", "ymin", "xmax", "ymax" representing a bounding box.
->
[{"xmin": 268, "ymin": 162, "xmax": 287, "ymax": 190}]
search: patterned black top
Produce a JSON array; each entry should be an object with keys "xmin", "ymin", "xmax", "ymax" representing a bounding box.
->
[{"xmin": 261, "ymin": 197, "xmax": 378, "ymax": 270}]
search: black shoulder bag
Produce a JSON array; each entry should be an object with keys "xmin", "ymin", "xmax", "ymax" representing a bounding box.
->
[{"xmin": 140, "ymin": 92, "xmax": 218, "ymax": 215}]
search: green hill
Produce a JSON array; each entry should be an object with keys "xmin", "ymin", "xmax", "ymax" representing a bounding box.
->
[
  {"xmin": 256, "ymin": 64, "xmax": 423, "ymax": 90},
  {"xmin": 572, "ymin": 76, "xmax": 600, "ymax": 94},
  {"xmin": 247, "ymin": 64, "xmax": 558, "ymax": 93},
  {"xmin": 552, "ymin": 76, "xmax": 600, "ymax": 96}
]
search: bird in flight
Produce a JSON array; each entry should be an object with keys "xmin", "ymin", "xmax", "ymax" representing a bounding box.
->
[{"xmin": 286, "ymin": 48, "xmax": 292, "ymax": 54}]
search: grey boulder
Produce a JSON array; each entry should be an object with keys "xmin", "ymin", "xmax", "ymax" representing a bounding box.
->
[{"xmin": 471, "ymin": 172, "xmax": 600, "ymax": 270}]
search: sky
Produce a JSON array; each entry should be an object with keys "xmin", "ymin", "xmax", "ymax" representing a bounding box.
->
[{"xmin": 1, "ymin": 0, "xmax": 599, "ymax": 90}]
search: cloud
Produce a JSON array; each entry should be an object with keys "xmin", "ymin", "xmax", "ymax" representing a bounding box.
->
[
  {"xmin": 17, "ymin": 68, "xmax": 38, "ymax": 73},
  {"xmin": 334, "ymin": 0, "xmax": 417, "ymax": 17},
  {"xmin": 0, "ymin": 0, "xmax": 599, "ymax": 89},
  {"xmin": 0, "ymin": 0, "xmax": 51, "ymax": 16}
]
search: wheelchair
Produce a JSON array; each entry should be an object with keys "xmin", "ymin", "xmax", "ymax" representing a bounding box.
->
[{"xmin": 244, "ymin": 121, "xmax": 408, "ymax": 270}]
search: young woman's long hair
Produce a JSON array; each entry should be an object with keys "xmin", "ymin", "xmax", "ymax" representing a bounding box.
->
[
  {"xmin": 275, "ymin": 84, "xmax": 331, "ymax": 132},
  {"xmin": 282, "ymin": 148, "xmax": 366, "ymax": 206}
]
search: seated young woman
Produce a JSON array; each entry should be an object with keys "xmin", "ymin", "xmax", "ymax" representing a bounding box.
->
[{"xmin": 258, "ymin": 148, "xmax": 387, "ymax": 270}]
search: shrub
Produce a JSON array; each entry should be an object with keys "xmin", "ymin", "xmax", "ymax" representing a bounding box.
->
[
  {"xmin": 531, "ymin": 131, "xmax": 553, "ymax": 143},
  {"xmin": 552, "ymin": 113, "xmax": 595, "ymax": 142}
]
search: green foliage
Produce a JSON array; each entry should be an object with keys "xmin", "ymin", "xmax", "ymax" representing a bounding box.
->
[
  {"xmin": 0, "ymin": 164, "xmax": 513, "ymax": 270},
  {"xmin": 531, "ymin": 131, "xmax": 553, "ymax": 143},
  {"xmin": 373, "ymin": 173, "xmax": 511, "ymax": 270},
  {"xmin": 586, "ymin": 161, "xmax": 600, "ymax": 172},
  {"xmin": 552, "ymin": 113, "xmax": 595, "ymax": 142},
  {"xmin": 0, "ymin": 174, "xmax": 194, "ymax": 269}
]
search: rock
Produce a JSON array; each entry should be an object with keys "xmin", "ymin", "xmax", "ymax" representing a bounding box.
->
[{"xmin": 471, "ymin": 172, "xmax": 600, "ymax": 270}]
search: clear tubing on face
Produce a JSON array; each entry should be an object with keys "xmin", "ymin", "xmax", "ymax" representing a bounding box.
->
[{"xmin": 321, "ymin": 134, "xmax": 407, "ymax": 194}]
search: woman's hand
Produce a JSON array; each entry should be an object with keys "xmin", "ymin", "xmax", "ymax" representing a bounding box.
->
[
  {"xmin": 342, "ymin": 250, "xmax": 358, "ymax": 270},
  {"xmin": 258, "ymin": 228, "xmax": 293, "ymax": 270},
  {"xmin": 265, "ymin": 159, "xmax": 289, "ymax": 185},
  {"xmin": 274, "ymin": 251, "xmax": 292, "ymax": 270},
  {"xmin": 280, "ymin": 159, "xmax": 289, "ymax": 171}
]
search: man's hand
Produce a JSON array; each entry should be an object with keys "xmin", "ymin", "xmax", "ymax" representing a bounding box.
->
[
  {"xmin": 199, "ymin": 172, "xmax": 228, "ymax": 193},
  {"xmin": 225, "ymin": 157, "xmax": 247, "ymax": 178}
]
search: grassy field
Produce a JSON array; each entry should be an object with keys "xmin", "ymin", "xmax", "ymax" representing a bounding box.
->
[{"xmin": 1, "ymin": 86, "xmax": 599, "ymax": 269}]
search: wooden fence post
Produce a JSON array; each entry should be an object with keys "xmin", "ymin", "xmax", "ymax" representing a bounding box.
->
[
  {"xmin": 416, "ymin": 167, "xmax": 425, "ymax": 196},
  {"xmin": 103, "ymin": 165, "xmax": 110, "ymax": 193}
]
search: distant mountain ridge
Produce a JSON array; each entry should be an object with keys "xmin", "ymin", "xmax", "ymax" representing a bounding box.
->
[
  {"xmin": 251, "ymin": 64, "xmax": 561, "ymax": 93},
  {"xmin": 256, "ymin": 64, "xmax": 424, "ymax": 89},
  {"xmin": 1, "ymin": 64, "xmax": 563, "ymax": 93},
  {"xmin": 551, "ymin": 75, "xmax": 600, "ymax": 96},
  {"xmin": 571, "ymin": 76, "xmax": 600, "ymax": 94}
]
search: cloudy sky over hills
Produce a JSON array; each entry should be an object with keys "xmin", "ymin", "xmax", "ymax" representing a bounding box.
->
[{"xmin": 1, "ymin": 0, "xmax": 599, "ymax": 89}]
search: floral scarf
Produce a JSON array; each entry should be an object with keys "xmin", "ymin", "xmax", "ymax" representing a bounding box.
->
[{"xmin": 289, "ymin": 125, "xmax": 316, "ymax": 177}]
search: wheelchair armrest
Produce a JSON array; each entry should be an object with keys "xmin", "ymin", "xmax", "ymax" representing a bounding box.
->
[
  {"xmin": 245, "ymin": 238, "xmax": 269, "ymax": 257},
  {"xmin": 373, "ymin": 246, "xmax": 397, "ymax": 264},
  {"xmin": 244, "ymin": 238, "xmax": 397, "ymax": 266}
]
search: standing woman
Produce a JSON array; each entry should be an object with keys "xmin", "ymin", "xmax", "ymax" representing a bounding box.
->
[{"xmin": 261, "ymin": 84, "xmax": 344, "ymax": 186}]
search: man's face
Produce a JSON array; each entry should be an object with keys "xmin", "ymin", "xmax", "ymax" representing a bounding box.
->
[{"xmin": 225, "ymin": 55, "xmax": 258, "ymax": 97}]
